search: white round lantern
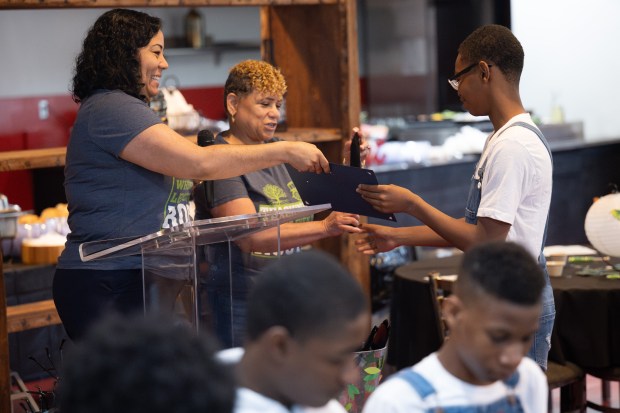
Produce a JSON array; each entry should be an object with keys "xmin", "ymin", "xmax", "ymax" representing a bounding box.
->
[{"xmin": 584, "ymin": 192, "xmax": 620, "ymax": 257}]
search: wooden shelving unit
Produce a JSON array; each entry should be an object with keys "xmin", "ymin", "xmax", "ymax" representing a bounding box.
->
[
  {"xmin": 0, "ymin": 2, "xmax": 364, "ymax": 410},
  {"xmin": 0, "ymin": 0, "xmax": 339, "ymax": 9},
  {"xmin": 278, "ymin": 127, "xmax": 341, "ymax": 143},
  {"xmin": 0, "ymin": 147, "xmax": 66, "ymax": 171},
  {"xmin": 164, "ymin": 39, "xmax": 261, "ymax": 64}
]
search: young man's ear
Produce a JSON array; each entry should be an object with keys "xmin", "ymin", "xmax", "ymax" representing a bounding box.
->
[
  {"xmin": 442, "ymin": 295, "xmax": 463, "ymax": 330},
  {"xmin": 260, "ymin": 326, "xmax": 295, "ymax": 364},
  {"xmin": 479, "ymin": 61, "xmax": 491, "ymax": 80}
]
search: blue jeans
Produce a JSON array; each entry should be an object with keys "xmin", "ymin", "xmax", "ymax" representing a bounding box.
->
[
  {"xmin": 198, "ymin": 242, "xmax": 258, "ymax": 348},
  {"xmin": 527, "ymin": 273, "xmax": 555, "ymax": 371}
]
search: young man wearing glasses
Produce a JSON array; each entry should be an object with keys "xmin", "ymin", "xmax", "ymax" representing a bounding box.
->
[{"xmin": 356, "ymin": 24, "xmax": 554, "ymax": 370}]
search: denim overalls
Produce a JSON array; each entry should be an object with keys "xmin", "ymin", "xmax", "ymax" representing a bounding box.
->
[
  {"xmin": 397, "ymin": 369, "xmax": 525, "ymax": 413},
  {"xmin": 465, "ymin": 121, "xmax": 555, "ymax": 370}
]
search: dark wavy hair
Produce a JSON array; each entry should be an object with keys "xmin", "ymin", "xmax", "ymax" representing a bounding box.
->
[
  {"xmin": 458, "ymin": 24, "xmax": 524, "ymax": 84},
  {"xmin": 71, "ymin": 9, "xmax": 162, "ymax": 103}
]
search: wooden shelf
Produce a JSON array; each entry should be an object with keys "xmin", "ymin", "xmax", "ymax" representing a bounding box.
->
[
  {"xmin": 183, "ymin": 127, "xmax": 341, "ymax": 144},
  {"xmin": 278, "ymin": 128, "xmax": 341, "ymax": 143},
  {"xmin": 0, "ymin": 0, "xmax": 339, "ymax": 10},
  {"xmin": 0, "ymin": 129, "xmax": 338, "ymax": 173},
  {"xmin": 0, "ymin": 147, "xmax": 66, "ymax": 171},
  {"xmin": 164, "ymin": 40, "xmax": 260, "ymax": 64},
  {"xmin": 6, "ymin": 299, "xmax": 61, "ymax": 334}
]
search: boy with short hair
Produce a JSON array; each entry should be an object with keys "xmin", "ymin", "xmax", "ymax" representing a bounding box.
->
[
  {"xmin": 362, "ymin": 241, "xmax": 548, "ymax": 412},
  {"xmin": 58, "ymin": 313, "xmax": 236, "ymax": 413},
  {"xmin": 232, "ymin": 250, "xmax": 371, "ymax": 413},
  {"xmin": 356, "ymin": 24, "xmax": 554, "ymax": 369}
]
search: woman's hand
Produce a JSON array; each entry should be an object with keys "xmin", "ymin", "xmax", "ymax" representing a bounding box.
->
[
  {"xmin": 322, "ymin": 212, "xmax": 362, "ymax": 237},
  {"xmin": 343, "ymin": 127, "xmax": 371, "ymax": 166},
  {"xmin": 355, "ymin": 224, "xmax": 399, "ymax": 254},
  {"xmin": 285, "ymin": 142, "xmax": 330, "ymax": 174},
  {"xmin": 356, "ymin": 184, "xmax": 417, "ymax": 214}
]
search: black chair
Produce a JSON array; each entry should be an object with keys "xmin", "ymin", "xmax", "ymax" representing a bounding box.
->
[
  {"xmin": 584, "ymin": 367, "xmax": 620, "ymax": 412},
  {"xmin": 427, "ymin": 272, "xmax": 454, "ymax": 341},
  {"xmin": 546, "ymin": 360, "xmax": 586, "ymax": 413}
]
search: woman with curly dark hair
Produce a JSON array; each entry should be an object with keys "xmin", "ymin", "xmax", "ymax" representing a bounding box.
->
[{"xmin": 53, "ymin": 8, "xmax": 330, "ymax": 341}]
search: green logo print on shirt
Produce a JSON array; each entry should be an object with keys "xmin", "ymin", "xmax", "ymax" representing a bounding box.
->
[
  {"xmin": 258, "ymin": 181, "xmax": 308, "ymax": 220},
  {"xmin": 162, "ymin": 177, "xmax": 193, "ymax": 229}
]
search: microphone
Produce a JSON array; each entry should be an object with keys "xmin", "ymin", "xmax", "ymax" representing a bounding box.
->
[
  {"xmin": 197, "ymin": 129, "xmax": 215, "ymax": 210},
  {"xmin": 197, "ymin": 129, "xmax": 215, "ymax": 147}
]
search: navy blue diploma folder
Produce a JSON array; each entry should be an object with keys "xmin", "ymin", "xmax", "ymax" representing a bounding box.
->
[{"xmin": 286, "ymin": 163, "xmax": 396, "ymax": 222}]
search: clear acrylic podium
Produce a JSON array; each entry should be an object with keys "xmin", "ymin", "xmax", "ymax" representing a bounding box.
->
[{"xmin": 79, "ymin": 204, "xmax": 330, "ymax": 346}]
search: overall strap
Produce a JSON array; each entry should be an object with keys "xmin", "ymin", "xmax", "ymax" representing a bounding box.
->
[
  {"xmin": 478, "ymin": 120, "xmax": 552, "ymax": 178},
  {"xmin": 510, "ymin": 121, "xmax": 553, "ymax": 261},
  {"xmin": 503, "ymin": 370, "xmax": 521, "ymax": 388},
  {"xmin": 398, "ymin": 369, "xmax": 523, "ymax": 412},
  {"xmin": 510, "ymin": 121, "xmax": 552, "ymax": 161},
  {"xmin": 395, "ymin": 369, "xmax": 436, "ymax": 398}
]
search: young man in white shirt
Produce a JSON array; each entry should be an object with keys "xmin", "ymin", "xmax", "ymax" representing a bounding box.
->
[
  {"xmin": 356, "ymin": 24, "xmax": 554, "ymax": 370},
  {"xmin": 362, "ymin": 241, "xmax": 548, "ymax": 413},
  {"xmin": 231, "ymin": 250, "xmax": 370, "ymax": 413}
]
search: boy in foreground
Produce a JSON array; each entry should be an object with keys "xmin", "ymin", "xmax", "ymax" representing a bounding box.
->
[
  {"xmin": 226, "ymin": 250, "xmax": 371, "ymax": 413},
  {"xmin": 363, "ymin": 241, "xmax": 548, "ymax": 412}
]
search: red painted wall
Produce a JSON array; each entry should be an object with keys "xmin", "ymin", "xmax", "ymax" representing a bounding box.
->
[
  {"xmin": 0, "ymin": 79, "xmax": 364, "ymax": 210},
  {"xmin": 0, "ymin": 86, "xmax": 226, "ymax": 210}
]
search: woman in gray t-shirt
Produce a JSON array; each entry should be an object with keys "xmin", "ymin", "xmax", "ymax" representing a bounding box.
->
[{"xmin": 193, "ymin": 60, "xmax": 367, "ymax": 347}]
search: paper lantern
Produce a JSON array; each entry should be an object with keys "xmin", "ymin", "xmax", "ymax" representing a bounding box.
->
[{"xmin": 584, "ymin": 192, "xmax": 620, "ymax": 257}]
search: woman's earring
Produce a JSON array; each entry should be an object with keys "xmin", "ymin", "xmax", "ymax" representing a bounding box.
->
[{"xmin": 231, "ymin": 115, "xmax": 235, "ymax": 124}]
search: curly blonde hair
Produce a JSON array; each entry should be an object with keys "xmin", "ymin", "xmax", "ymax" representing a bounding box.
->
[{"xmin": 224, "ymin": 60, "xmax": 287, "ymax": 117}]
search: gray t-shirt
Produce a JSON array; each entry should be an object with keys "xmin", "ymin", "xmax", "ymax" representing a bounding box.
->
[
  {"xmin": 58, "ymin": 90, "xmax": 194, "ymax": 270},
  {"xmin": 194, "ymin": 135, "xmax": 310, "ymax": 274}
]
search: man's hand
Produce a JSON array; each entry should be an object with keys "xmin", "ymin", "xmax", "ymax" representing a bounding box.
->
[
  {"xmin": 356, "ymin": 184, "xmax": 417, "ymax": 214},
  {"xmin": 355, "ymin": 223, "xmax": 400, "ymax": 255}
]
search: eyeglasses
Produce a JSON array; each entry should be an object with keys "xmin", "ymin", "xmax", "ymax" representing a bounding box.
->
[{"xmin": 448, "ymin": 62, "xmax": 492, "ymax": 91}]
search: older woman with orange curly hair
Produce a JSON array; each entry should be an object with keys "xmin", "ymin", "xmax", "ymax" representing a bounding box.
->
[{"xmin": 194, "ymin": 59, "xmax": 366, "ymax": 347}]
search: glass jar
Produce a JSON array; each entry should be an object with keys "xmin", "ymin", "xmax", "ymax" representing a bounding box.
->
[{"xmin": 185, "ymin": 8, "xmax": 204, "ymax": 49}]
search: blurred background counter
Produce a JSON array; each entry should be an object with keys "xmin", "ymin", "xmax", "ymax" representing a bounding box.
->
[{"xmin": 363, "ymin": 120, "xmax": 620, "ymax": 247}]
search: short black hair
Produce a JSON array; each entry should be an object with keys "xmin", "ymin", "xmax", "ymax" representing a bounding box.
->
[
  {"xmin": 456, "ymin": 241, "xmax": 545, "ymax": 306},
  {"xmin": 245, "ymin": 250, "xmax": 368, "ymax": 341},
  {"xmin": 57, "ymin": 313, "xmax": 235, "ymax": 413},
  {"xmin": 71, "ymin": 9, "xmax": 162, "ymax": 103},
  {"xmin": 458, "ymin": 24, "xmax": 524, "ymax": 84}
]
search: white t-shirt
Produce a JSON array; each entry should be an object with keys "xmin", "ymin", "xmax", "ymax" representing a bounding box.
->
[
  {"xmin": 475, "ymin": 113, "xmax": 553, "ymax": 258},
  {"xmin": 234, "ymin": 388, "xmax": 347, "ymax": 413},
  {"xmin": 217, "ymin": 348, "xmax": 347, "ymax": 413},
  {"xmin": 362, "ymin": 353, "xmax": 547, "ymax": 413}
]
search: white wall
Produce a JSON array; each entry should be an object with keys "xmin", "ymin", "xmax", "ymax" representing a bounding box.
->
[
  {"xmin": 0, "ymin": 7, "xmax": 260, "ymax": 99},
  {"xmin": 2, "ymin": 3, "xmax": 620, "ymax": 141},
  {"xmin": 512, "ymin": 0, "xmax": 620, "ymax": 141}
]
